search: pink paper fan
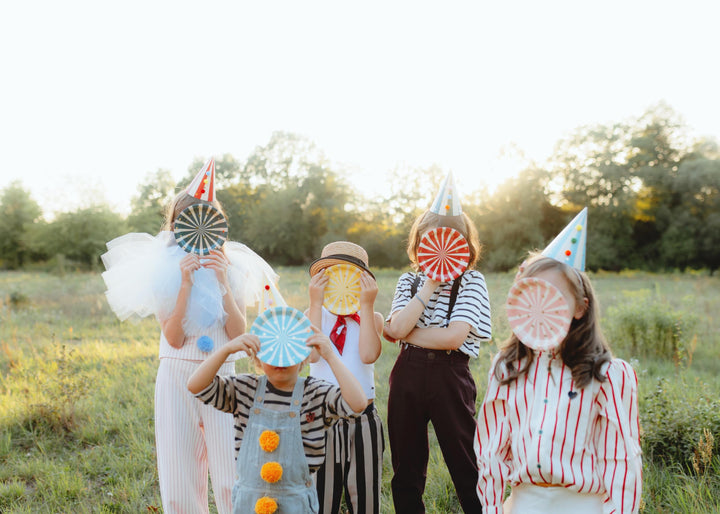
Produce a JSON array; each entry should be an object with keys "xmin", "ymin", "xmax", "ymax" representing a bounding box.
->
[
  {"xmin": 506, "ymin": 277, "xmax": 572, "ymax": 351},
  {"xmin": 417, "ymin": 227, "xmax": 470, "ymax": 282}
]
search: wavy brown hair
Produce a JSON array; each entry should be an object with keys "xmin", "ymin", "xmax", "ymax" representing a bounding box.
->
[
  {"xmin": 406, "ymin": 210, "xmax": 481, "ymax": 271},
  {"xmin": 494, "ymin": 254, "xmax": 611, "ymax": 389}
]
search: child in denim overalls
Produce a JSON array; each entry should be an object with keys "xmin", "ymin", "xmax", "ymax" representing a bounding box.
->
[{"xmin": 188, "ymin": 325, "xmax": 367, "ymax": 514}]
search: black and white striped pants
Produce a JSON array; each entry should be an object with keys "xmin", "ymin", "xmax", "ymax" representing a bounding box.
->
[{"xmin": 314, "ymin": 403, "xmax": 385, "ymax": 514}]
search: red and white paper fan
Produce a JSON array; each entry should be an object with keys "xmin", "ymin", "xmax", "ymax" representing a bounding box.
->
[
  {"xmin": 506, "ymin": 277, "xmax": 572, "ymax": 351},
  {"xmin": 417, "ymin": 227, "xmax": 470, "ymax": 282}
]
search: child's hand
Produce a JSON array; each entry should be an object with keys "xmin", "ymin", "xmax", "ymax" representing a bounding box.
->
[
  {"xmin": 306, "ymin": 324, "xmax": 335, "ymax": 360},
  {"xmin": 359, "ymin": 272, "xmax": 378, "ymax": 307},
  {"xmin": 202, "ymin": 250, "xmax": 229, "ymax": 284},
  {"xmin": 309, "ymin": 271, "xmax": 329, "ymax": 307},
  {"xmin": 420, "ymin": 276, "xmax": 441, "ymax": 294},
  {"xmin": 226, "ymin": 334, "xmax": 261, "ymax": 358},
  {"xmin": 179, "ymin": 253, "xmax": 201, "ymax": 284}
]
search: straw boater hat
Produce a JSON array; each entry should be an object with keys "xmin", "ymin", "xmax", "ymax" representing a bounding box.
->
[{"xmin": 309, "ymin": 241, "xmax": 374, "ymax": 278}]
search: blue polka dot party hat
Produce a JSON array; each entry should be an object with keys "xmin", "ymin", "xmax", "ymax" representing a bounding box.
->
[{"xmin": 541, "ymin": 207, "xmax": 587, "ymax": 271}]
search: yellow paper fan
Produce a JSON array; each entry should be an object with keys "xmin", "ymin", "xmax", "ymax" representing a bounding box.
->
[{"xmin": 323, "ymin": 264, "xmax": 361, "ymax": 315}]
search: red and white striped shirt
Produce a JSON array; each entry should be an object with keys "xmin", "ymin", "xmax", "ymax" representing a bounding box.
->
[{"xmin": 474, "ymin": 351, "xmax": 642, "ymax": 514}]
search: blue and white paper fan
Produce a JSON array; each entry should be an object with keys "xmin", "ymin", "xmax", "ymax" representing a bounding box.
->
[
  {"xmin": 251, "ymin": 306, "xmax": 312, "ymax": 367},
  {"xmin": 541, "ymin": 208, "xmax": 587, "ymax": 271},
  {"xmin": 174, "ymin": 203, "xmax": 228, "ymax": 256},
  {"xmin": 429, "ymin": 171, "xmax": 462, "ymax": 216}
]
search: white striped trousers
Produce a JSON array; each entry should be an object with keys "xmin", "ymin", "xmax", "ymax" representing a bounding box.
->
[{"xmin": 155, "ymin": 358, "xmax": 236, "ymax": 514}]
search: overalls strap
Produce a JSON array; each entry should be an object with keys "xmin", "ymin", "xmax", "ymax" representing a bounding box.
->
[
  {"xmin": 290, "ymin": 377, "xmax": 305, "ymax": 413},
  {"xmin": 253, "ymin": 375, "xmax": 268, "ymax": 407}
]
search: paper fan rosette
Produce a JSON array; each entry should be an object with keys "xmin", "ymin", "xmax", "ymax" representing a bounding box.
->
[
  {"xmin": 323, "ymin": 264, "xmax": 361, "ymax": 315},
  {"xmin": 174, "ymin": 203, "xmax": 228, "ymax": 255},
  {"xmin": 417, "ymin": 227, "xmax": 470, "ymax": 282},
  {"xmin": 251, "ymin": 306, "xmax": 312, "ymax": 366},
  {"xmin": 506, "ymin": 277, "xmax": 572, "ymax": 351}
]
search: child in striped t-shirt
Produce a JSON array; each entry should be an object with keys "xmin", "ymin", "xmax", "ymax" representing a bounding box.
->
[
  {"xmin": 474, "ymin": 254, "xmax": 642, "ymax": 513},
  {"xmin": 188, "ymin": 326, "xmax": 367, "ymax": 514},
  {"xmin": 383, "ymin": 206, "xmax": 492, "ymax": 514}
]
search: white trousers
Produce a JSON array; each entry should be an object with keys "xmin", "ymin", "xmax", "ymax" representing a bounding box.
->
[
  {"xmin": 505, "ymin": 483, "xmax": 604, "ymax": 514},
  {"xmin": 155, "ymin": 358, "xmax": 235, "ymax": 514}
]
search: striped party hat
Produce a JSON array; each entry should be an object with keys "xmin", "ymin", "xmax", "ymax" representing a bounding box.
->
[
  {"xmin": 429, "ymin": 171, "xmax": 462, "ymax": 216},
  {"xmin": 186, "ymin": 158, "xmax": 216, "ymax": 202},
  {"xmin": 541, "ymin": 207, "xmax": 587, "ymax": 271}
]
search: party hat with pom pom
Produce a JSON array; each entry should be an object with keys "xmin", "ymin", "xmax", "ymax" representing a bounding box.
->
[
  {"xmin": 186, "ymin": 158, "xmax": 216, "ymax": 202},
  {"xmin": 541, "ymin": 207, "xmax": 587, "ymax": 271},
  {"xmin": 429, "ymin": 171, "xmax": 462, "ymax": 216}
]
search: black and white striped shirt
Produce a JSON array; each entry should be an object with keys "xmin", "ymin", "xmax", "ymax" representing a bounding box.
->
[
  {"xmin": 196, "ymin": 374, "xmax": 359, "ymax": 472},
  {"xmin": 389, "ymin": 270, "xmax": 492, "ymax": 357}
]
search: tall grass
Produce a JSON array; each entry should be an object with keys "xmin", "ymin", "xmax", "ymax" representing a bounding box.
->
[{"xmin": 1, "ymin": 269, "xmax": 719, "ymax": 512}]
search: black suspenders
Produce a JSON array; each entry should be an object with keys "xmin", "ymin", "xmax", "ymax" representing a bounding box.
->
[{"xmin": 410, "ymin": 273, "xmax": 463, "ymax": 323}]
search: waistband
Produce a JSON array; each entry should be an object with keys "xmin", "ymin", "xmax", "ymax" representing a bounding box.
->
[{"xmin": 399, "ymin": 342, "xmax": 470, "ymax": 362}]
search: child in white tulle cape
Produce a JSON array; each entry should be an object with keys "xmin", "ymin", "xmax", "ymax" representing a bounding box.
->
[{"xmin": 102, "ymin": 160, "xmax": 280, "ymax": 514}]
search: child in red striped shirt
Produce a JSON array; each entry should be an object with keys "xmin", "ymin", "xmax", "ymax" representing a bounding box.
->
[{"xmin": 474, "ymin": 253, "xmax": 642, "ymax": 513}]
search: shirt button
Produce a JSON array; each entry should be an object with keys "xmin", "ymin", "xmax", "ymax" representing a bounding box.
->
[
  {"xmin": 306, "ymin": 480, "xmax": 313, "ymax": 487},
  {"xmin": 543, "ymin": 398, "xmax": 548, "ymax": 404},
  {"xmin": 289, "ymin": 412, "xmax": 296, "ymax": 418},
  {"xmin": 294, "ymin": 400, "xmax": 300, "ymax": 405},
  {"xmin": 537, "ymin": 464, "xmax": 542, "ymax": 469},
  {"xmin": 538, "ymin": 429, "xmax": 543, "ymax": 435},
  {"xmin": 254, "ymin": 408, "xmax": 260, "ymax": 414},
  {"xmin": 428, "ymin": 353, "xmax": 436, "ymax": 360}
]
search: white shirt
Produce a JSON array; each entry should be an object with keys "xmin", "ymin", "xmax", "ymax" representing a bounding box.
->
[
  {"xmin": 389, "ymin": 270, "xmax": 492, "ymax": 357},
  {"xmin": 474, "ymin": 352, "xmax": 642, "ymax": 514},
  {"xmin": 309, "ymin": 307, "xmax": 376, "ymax": 400}
]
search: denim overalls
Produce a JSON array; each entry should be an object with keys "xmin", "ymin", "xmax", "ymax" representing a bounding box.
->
[{"xmin": 232, "ymin": 375, "xmax": 319, "ymax": 513}]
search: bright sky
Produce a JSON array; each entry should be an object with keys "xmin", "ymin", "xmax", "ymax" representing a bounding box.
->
[{"xmin": 1, "ymin": 0, "xmax": 719, "ymax": 217}]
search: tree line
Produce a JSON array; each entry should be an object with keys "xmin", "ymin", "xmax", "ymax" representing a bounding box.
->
[{"xmin": 2, "ymin": 103, "xmax": 719, "ymax": 273}]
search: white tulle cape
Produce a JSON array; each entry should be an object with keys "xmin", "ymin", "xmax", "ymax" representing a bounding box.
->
[{"xmin": 101, "ymin": 231, "xmax": 283, "ymax": 335}]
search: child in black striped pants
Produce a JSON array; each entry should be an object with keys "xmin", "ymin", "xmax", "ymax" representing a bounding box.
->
[{"xmin": 307, "ymin": 241, "xmax": 386, "ymax": 514}]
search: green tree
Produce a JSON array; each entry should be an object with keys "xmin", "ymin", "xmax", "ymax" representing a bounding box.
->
[
  {"xmin": 661, "ymin": 156, "xmax": 720, "ymax": 272},
  {"xmin": 548, "ymin": 103, "xmax": 700, "ymax": 270},
  {"xmin": 0, "ymin": 181, "xmax": 43, "ymax": 269},
  {"xmin": 46, "ymin": 205, "xmax": 126, "ymax": 269},
  {"xmin": 223, "ymin": 132, "xmax": 353, "ymax": 264},
  {"xmin": 471, "ymin": 167, "xmax": 564, "ymax": 271},
  {"xmin": 126, "ymin": 169, "xmax": 176, "ymax": 234}
]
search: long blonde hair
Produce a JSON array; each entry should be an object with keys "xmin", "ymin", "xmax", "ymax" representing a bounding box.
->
[
  {"xmin": 495, "ymin": 254, "xmax": 611, "ymax": 389},
  {"xmin": 406, "ymin": 210, "xmax": 482, "ymax": 271}
]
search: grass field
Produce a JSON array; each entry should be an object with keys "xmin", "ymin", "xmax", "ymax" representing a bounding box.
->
[{"xmin": 1, "ymin": 268, "xmax": 720, "ymax": 513}]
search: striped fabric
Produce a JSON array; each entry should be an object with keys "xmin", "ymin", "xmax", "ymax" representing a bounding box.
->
[
  {"xmin": 196, "ymin": 374, "xmax": 359, "ymax": 472},
  {"xmin": 158, "ymin": 324, "xmax": 240, "ymax": 362},
  {"xmin": 155, "ymin": 359, "xmax": 235, "ymax": 514},
  {"xmin": 315, "ymin": 405, "xmax": 385, "ymax": 514},
  {"xmin": 389, "ymin": 270, "xmax": 492, "ymax": 357},
  {"xmin": 474, "ymin": 352, "xmax": 642, "ymax": 514}
]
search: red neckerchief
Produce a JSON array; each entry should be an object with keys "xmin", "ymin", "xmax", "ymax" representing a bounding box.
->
[{"xmin": 329, "ymin": 313, "xmax": 361, "ymax": 355}]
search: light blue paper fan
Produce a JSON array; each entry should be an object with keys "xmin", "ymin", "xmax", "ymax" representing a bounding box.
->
[
  {"xmin": 541, "ymin": 207, "xmax": 587, "ymax": 271},
  {"xmin": 251, "ymin": 306, "xmax": 312, "ymax": 367}
]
